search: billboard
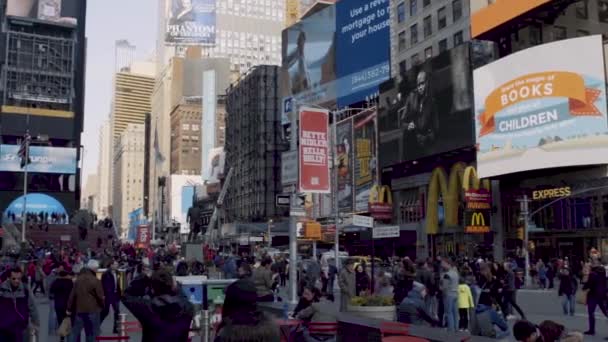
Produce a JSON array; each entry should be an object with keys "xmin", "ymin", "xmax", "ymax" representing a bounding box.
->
[
  {"xmin": 471, "ymin": 0, "xmax": 551, "ymax": 38},
  {"xmin": 474, "ymin": 35, "xmax": 608, "ymax": 178},
  {"xmin": 378, "ymin": 44, "xmax": 475, "ymax": 168},
  {"xmin": 6, "ymin": 0, "xmax": 79, "ymax": 25},
  {"xmin": 281, "ymin": 6, "xmax": 337, "ymax": 109},
  {"xmin": 136, "ymin": 224, "xmax": 152, "ymax": 249},
  {"xmin": 337, "ymin": 119, "xmax": 353, "ymax": 212},
  {"xmin": 3, "ymin": 193, "xmax": 68, "ymax": 222},
  {"xmin": 335, "ymin": 0, "xmax": 390, "ymax": 107},
  {"xmin": 299, "ymin": 108, "xmax": 330, "ymax": 193},
  {"xmin": 0, "ymin": 145, "xmax": 77, "ymax": 174},
  {"xmin": 165, "ymin": 0, "xmax": 216, "ymax": 45},
  {"xmin": 354, "ymin": 110, "xmax": 377, "ymax": 212}
]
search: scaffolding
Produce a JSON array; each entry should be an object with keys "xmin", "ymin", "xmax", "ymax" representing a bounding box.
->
[{"xmin": 2, "ymin": 19, "xmax": 76, "ymax": 113}]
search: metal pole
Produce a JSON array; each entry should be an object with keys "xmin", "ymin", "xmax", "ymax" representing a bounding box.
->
[
  {"xmin": 332, "ymin": 110, "xmax": 340, "ymax": 273},
  {"xmin": 21, "ymin": 139, "xmax": 29, "ymax": 243},
  {"xmin": 521, "ymin": 194, "xmax": 531, "ymax": 287},
  {"xmin": 288, "ymin": 103, "xmax": 299, "ymax": 305},
  {"xmin": 312, "ymin": 241, "xmax": 317, "ymax": 260},
  {"xmin": 118, "ymin": 313, "xmax": 127, "ymax": 336}
]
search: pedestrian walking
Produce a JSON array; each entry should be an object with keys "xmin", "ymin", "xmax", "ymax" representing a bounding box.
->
[
  {"xmin": 458, "ymin": 279, "xmax": 474, "ymax": 332},
  {"xmin": 67, "ymin": 259, "xmax": 105, "ymax": 342},
  {"xmin": 558, "ymin": 266, "xmax": 577, "ymax": 316},
  {"xmin": 583, "ymin": 264, "xmax": 608, "ymax": 335},
  {"xmin": 123, "ymin": 269, "xmax": 195, "ymax": 342},
  {"xmin": 537, "ymin": 260, "xmax": 547, "ymax": 290},
  {"xmin": 50, "ymin": 270, "xmax": 74, "ymax": 342},
  {"xmin": 501, "ymin": 261, "xmax": 526, "ymax": 320},
  {"xmin": 338, "ymin": 259, "xmax": 356, "ymax": 312},
  {"xmin": 440, "ymin": 258, "xmax": 459, "ymax": 332},
  {"xmin": 32, "ymin": 260, "xmax": 46, "ymax": 296},
  {"xmin": 101, "ymin": 260, "xmax": 121, "ymax": 333},
  {"xmin": 0, "ymin": 267, "xmax": 40, "ymax": 342},
  {"xmin": 252, "ymin": 258, "xmax": 275, "ymax": 302}
]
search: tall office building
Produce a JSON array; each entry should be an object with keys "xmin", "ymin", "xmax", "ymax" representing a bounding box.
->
[
  {"xmin": 97, "ymin": 120, "xmax": 113, "ymax": 218},
  {"xmin": 115, "ymin": 39, "xmax": 137, "ymax": 73},
  {"xmin": 112, "ymin": 124, "xmax": 145, "ymax": 237},
  {"xmin": 110, "ymin": 61, "xmax": 155, "ymax": 140},
  {"xmin": 390, "ymin": 0, "xmax": 470, "ymax": 76},
  {"xmin": 170, "ymin": 99, "xmax": 203, "ymax": 175}
]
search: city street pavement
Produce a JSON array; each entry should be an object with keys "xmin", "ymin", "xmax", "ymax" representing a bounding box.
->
[{"xmin": 33, "ymin": 288, "xmax": 608, "ymax": 341}]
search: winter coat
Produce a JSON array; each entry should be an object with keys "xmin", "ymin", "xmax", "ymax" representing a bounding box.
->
[
  {"xmin": 471, "ymin": 304, "xmax": 508, "ymax": 338},
  {"xmin": 458, "ymin": 284, "xmax": 474, "ymax": 309},
  {"xmin": 215, "ymin": 312, "xmax": 280, "ymax": 342},
  {"xmin": 583, "ymin": 266, "xmax": 607, "ymax": 300},
  {"xmin": 252, "ymin": 267, "xmax": 274, "ymax": 298},
  {"xmin": 0, "ymin": 279, "xmax": 39, "ymax": 333},
  {"xmin": 558, "ymin": 273, "xmax": 578, "ymax": 296},
  {"xmin": 338, "ymin": 268, "xmax": 355, "ymax": 297},
  {"xmin": 441, "ymin": 268, "xmax": 459, "ymax": 297},
  {"xmin": 355, "ymin": 271, "xmax": 370, "ymax": 296},
  {"xmin": 397, "ymin": 289, "xmax": 439, "ymax": 327},
  {"xmin": 67, "ymin": 268, "xmax": 105, "ymax": 314},
  {"xmin": 50, "ymin": 277, "xmax": 74, "ymax": 313},
  {"xmin": 123, "ymin": 290, "xmax": 194, "ymax": 342},
  {"xmin": 102, "ymin": 269, "xmax": 121, "ymax": 303}
]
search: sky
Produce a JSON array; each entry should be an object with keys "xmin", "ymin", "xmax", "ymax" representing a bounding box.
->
[{"xmin": 82, "ymin": 0, "xmax": 158, "ymax": 185}]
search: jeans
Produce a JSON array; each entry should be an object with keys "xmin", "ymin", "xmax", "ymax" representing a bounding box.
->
[
  {"xmin": 71, "ymin": 312, "xmax": 101, "ymax": 342},
  {"xmin": 443, "ymin": 295, "xmax": 458, "ymax": 332},
  {"xmin": 562, "ymin": 294, "xmax": 575, "ymax": 316},
  {"xmin": 101, "ymin": 300, "xmax": 120, "ymax": 331}
]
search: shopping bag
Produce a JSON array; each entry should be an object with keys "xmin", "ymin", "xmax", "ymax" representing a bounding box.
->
[
  {"xmin": 57, "ymin": 318, "xmax": 72, "ymax": 337},
  {"xmin": 576, "ymin": 289, "xmax": 588, "ymax": 305}
]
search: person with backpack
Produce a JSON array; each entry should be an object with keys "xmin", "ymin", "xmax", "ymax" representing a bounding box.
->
[{"xmin": 0, "ymin": 267, "xmax": 40, "ymax": 341}]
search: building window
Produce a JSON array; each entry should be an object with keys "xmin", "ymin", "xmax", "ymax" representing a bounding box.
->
[
  {"xmin": 410, "ymin": 23, "xmax": 418, "ymax": 45},
  {"xmin": 398, "ymin": 60, "xmax": 406, "ymax": 75},
  {"xmin": 423, "ymin": 15, "xmax": 432, "ymax": 38},
  {"xmin": 424, "ymin": 46, "xmax": 432, "ymax": 60},
  {"xmin": 453, "ymin": 30, "xmax": 463, "ymax": 46},
  {"xmin": 438, "ymin": 38, "xmax": 448, "ymax": 53},
  {"xmin": 599, "ymin": 0, "xmax": 608, "ymax": 23},
  {"xmin": 411, "ymin": 53, "xmax": 420, "ymax": 66},
  {"xmin": 452, "ymin": 0, "xmax": 462, "ymax": 21},
  {"xmin": 182, "ymin": 123, "xmax": 190, "ymax": 130},
  {"xmin": 436, "ymin": 7, "xmax": 447, "ymax": 30},
  {"xmin": 553, "ymin": 26, "xmax": 567, "ymax": 40},
  {"xmin": 577, "ymin": 29, "xmax": 590, "ymax": 37},
  {"xmin": 423, "ymin": 0, "xmax": 430, "ymax": 7},
  {"xmin": 397, "ymin": 2, "xmax": 406, "ymax": 23},
  {"xmin": 409, "ymin": 0, "xmax": 417, "ymax": 16},
  {"xmin": 576, "ymin": 0, "xmax": 588, "ymax": 19},
  {"xmin": 398, "ymin": 30, "xmax": 406, "ymax": 51},
  {"xmin": 191, "ymin": 124, "xmax": 200, "ymax": 131}
]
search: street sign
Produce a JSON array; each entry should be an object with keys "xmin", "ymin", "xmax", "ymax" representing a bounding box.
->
[
  {"xmin": 373, "ymin": 226, "xmax": 400, "ymax": 239},
  {"xmin": 353, "ymin": 214, "xmax": 374, "ymax": 228},
  {"xmin": 290, "ymin": 211, "xmax": 307, "ymax": 217},
  {"xmin": 276, "ymin": 194, "xmax": 290, "ymax": 206},
  {"xmin": 281, "ymin": 151, "xmax": 298, "ymax": 185},
  {"xmin": 249, "ymin": 236, "xmax": 264, "ymax": 242}
]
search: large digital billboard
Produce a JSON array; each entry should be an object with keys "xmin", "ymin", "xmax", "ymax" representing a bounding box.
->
[
  {"xmin": 165, "ymin": 0, "xmax": 216, "ymax": 45},
  {"xmin": 471, "ymin": 0, "xmax": 551, "ymax": 38},
  {"xmin": 335, "ymin": 0, "xmax": 390, "ymax": 107},
  {"xmin": 474, "ymin": 35, "xmax": 608, "ymax": 178},
  {"xmin": 0, "ymin": 145, "xmax": 77, "ymax": 174},
  {"xmin": 6, "ymin": 0, "xmax": 79, "ymax": 25},
  {"xmin": 378, "ymin": 44, "xmax": 475, "ymax": 168}
]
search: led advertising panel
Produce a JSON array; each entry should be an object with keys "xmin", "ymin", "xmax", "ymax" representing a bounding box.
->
[{"xmin": 0, "ymin": 145, "xmax": 77, "ymax": 174}]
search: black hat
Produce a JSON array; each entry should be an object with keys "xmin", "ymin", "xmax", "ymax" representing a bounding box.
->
[{"xmin": 513, "ymin": 320, "xmax": 537, "ymax": 341}]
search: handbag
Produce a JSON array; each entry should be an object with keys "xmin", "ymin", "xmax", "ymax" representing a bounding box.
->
[
  {"xmin": 57, "ymin": 317, "xmax": 72, "ymax": 337},
  {"xmin": 576, "ymin": 289, "xmax": 588, "ymax": 305}
]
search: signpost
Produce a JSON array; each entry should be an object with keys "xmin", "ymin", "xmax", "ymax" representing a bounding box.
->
[
  {"xmin": 276, "ymin": 194, "xmax": 290, "ymax": 206},
  {"xmin": 353, "ymin": 214, "xmax": 374, "ymax": 228},
  {"xmin": 372, "ymin": 225, "xmax": 400, "ymax": 239}
]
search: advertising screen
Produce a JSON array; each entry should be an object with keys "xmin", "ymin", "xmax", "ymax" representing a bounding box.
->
[
  {"xmin": 281, "ymin": 6, "xmax": 337, "ymax": 109},
  {"xmin": 299, "ymin": 108, "xmax": 331, "ymax": 193},
  {"xmin": 165, "ymin": 0, "xmax": 216, "ymax": 45},
  {"xmin": 2, "ymin": 193, "xmax": 68, "ymax": 222},
  {"xmin": 378, "ymin": 44, "xmax": 474, "ymax": 168},
  {"xmin": 0, "ymin": 145, "xmax": 77, "ymax": 174},
  {"xmin": 335, "ymin": 0, "xmax": 390, "ymax": 107},
  {"xmin": 353, "ymin": 110, "xmax": 377, "ymax": 212},
  {"xmin": 474, "ymin": 35, "xmax": 608, "ymax": 178},
  {"xmin": 337, "ymin": 119, "xmax": 354, "ymax": 212},
  {"xmin": 6, "ymin": 0, "xmax": 79, "ymax": 25}
]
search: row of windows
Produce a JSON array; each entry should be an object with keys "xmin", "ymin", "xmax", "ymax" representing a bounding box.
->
[
  {"xmin": 397, "ymin": 0, "xmax": 462, "ymax": 24},
  {"xmin": 397, "ymin": 30, "xmax": 464, "ymax": 74},
  {"xmin": 182, "ymin": 123, "xmax": 200, "ymax": 131}
]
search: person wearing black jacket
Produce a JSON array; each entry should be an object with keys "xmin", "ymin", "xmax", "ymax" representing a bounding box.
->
[
  {"xmin": 501, "ymin": 262, "xmax": 526, "ymax": 320},
  {"xmin": 583, "ymin": 265, "xmax": 608, "ymax": 335},
  {"xmin": 122, "ymin": 269, "xmax": 194, "ymax": 342},
  {"xmin": 50, "ymin": 271, "xmax": 73, "ymax": 342},
  {"xmin": 558, "ymin": 267, "xmax": 577, "ymax": 316}
]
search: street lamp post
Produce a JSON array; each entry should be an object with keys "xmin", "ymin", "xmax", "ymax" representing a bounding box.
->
[{"xmin": 21, "ymin": 139, "xmax": 30, "ymax": 243}]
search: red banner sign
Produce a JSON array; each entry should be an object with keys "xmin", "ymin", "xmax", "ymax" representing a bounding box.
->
[
  {"xmin": 136, "ymin": 224, "xmax": 151, "ymax": 249},
  {"xmin": 299, "ymin": 108, "xmax": 330, "ymax": 193}
]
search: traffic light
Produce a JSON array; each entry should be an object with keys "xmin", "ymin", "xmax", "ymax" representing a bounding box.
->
[
  {"xmin": 18, "ymin": 133, "xmax": 31, "ymax": 168},
  {"xmin": 516, "ymin": 227, "xmax": 524, "ymax": 240}
]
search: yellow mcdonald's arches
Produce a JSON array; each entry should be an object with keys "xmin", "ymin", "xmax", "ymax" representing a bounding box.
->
[
  {"xmin": 425, "ymin": 163, "xmax": 490, "ymax": 235},
  {"xmin": 369, "ymin": 184, "xmax": 393, "ymax": 204}
]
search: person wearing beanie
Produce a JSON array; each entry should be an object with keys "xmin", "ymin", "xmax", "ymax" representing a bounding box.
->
[
  {"xmin": 397, "ymin": 281, "xmax": 440, "ymax": 327},
  {"xmin": 67, "ymin": 259, "xmax": 105, "ymax": 342},
  {"xmin": 513, "ymin": 320, "xmax": 540, "ymax": 342}
]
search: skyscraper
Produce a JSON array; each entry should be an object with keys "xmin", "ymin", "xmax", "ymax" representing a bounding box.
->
[
  {"xmin": 115, "ymin": 39, "xmax": 137, "ymax": 73},
  {"xmin": 97, "ymin": 120, "xmax": 113, "ymax": 218}
]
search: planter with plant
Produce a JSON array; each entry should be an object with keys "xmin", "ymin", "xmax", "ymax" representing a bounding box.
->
[{"xmin": 348, "ymin": 295, "xmax": 396, "ymax": 321}]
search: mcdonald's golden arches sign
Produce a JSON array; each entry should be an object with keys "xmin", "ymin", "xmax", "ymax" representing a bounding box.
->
[{"xmin": 369, "ymin": 184, "xmax": 393, "ymax": 220}]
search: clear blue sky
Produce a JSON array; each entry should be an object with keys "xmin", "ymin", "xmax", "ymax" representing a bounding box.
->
[{"xmin": 82, "ymin": 0, "xmax": 158, "ymax": 183}]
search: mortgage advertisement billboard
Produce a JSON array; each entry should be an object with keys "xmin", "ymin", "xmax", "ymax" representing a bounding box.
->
[
  {"xmin": 0, "ymin": 145, "xmax": 77, "ymax": 174},
  {"xmin": 354, "ymin": 110, "xmax": 377, "ymax": 212},
  {"xmin": 165, "ymin": 0, "xmax": 216, "ymax": 45},
  {"xmin": 6, "ymin": 0, "xmax": 80, "ymax": 25},
  {"xmin": 335, "ymin": 0, "xmax": 390, "ymax": 107},
  {"xmin": 299, "ymin": 108, "xmax": 330, "ymax": 193},
  {"xmin": 379, "ymin": 43, "xmax": 475, "ymax": 168},
  {"xmin": 474, "ymin": 35, "xmax": 608, "ymax": 178},
  {"xmin": 337, "ymin": 119, "xmax": 354, "ymax": 212}
]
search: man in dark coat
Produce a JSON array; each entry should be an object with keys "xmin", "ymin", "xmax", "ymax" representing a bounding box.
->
[
  {"xmin": 101, "ymin": 260, "xmax": 121, "ymax": 333},
  {"xmin": 584, "ymin": 265, "xmax": 608, "ymax": 335},
  {"xmin": 123, "ymin": 269, "xmax": 194, "ymax": 342},
  {"xmin": 0, "ymin": 267, "xmax": 39, "ymax": 341}
]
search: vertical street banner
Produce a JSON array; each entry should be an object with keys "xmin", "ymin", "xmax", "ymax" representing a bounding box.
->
[
  {"xmin": 136, "ymin": 224, "xmax": 152, "ymax": 249},
  {"xmin": 165, "ymin": 0, "xmax": 216, "ymax": 45},
  {"xmin": 299, "ymin": 107, "xmax": 330, "ymax": 193},
  {"xmin": 354, "ymin": 110, "xmax": 377, "ymax": 212},
  {"xmin": 464, "ymin": 189, "xmax": 492, "ymax": 233},
  {"xmin": 337, "ymin": 118, "xmax": 354, "ymax": 212}
]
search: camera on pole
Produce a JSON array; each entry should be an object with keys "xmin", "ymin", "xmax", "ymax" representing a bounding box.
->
[{"xmin": 18, "ymin": 133, "xmax": 31, "ymax": 169}]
